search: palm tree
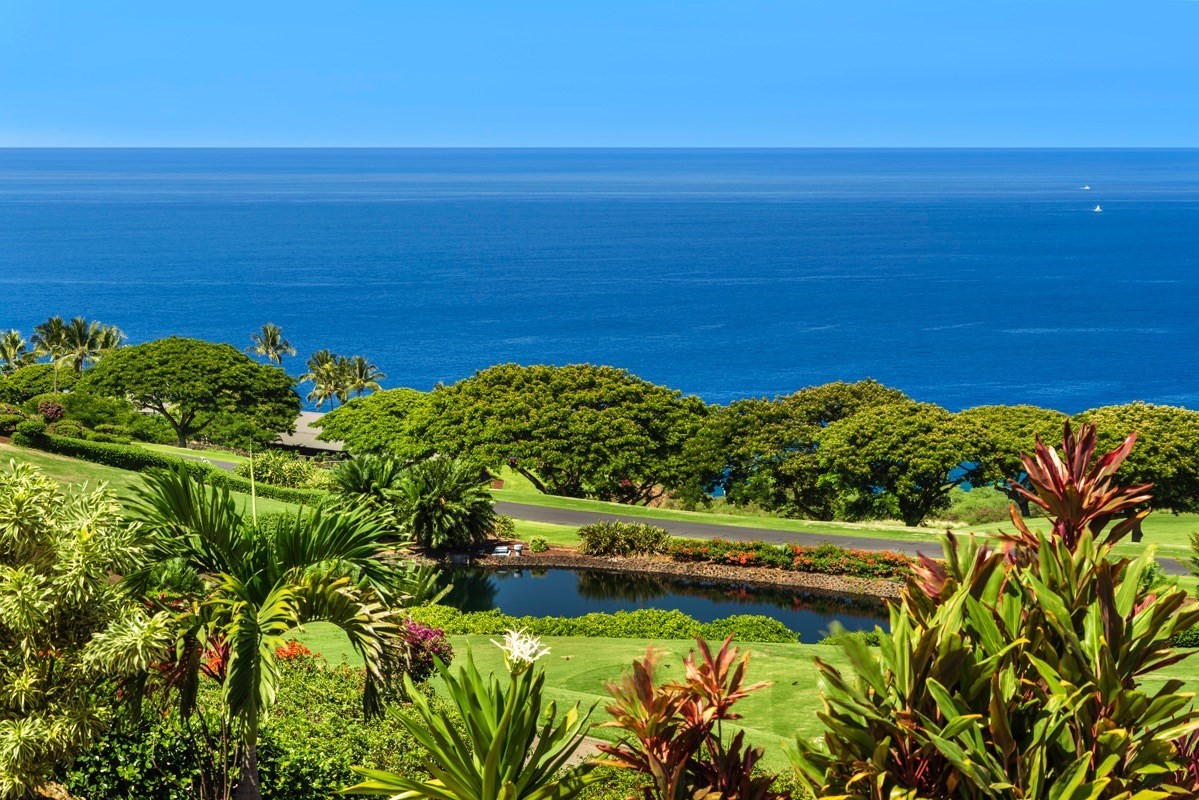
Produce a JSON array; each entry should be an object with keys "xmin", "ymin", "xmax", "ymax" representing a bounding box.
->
[
  {"xmin": 31, "ymin": 316, "xmax": 68, "ymax": 392},
  {"xmin": 394, "ymin": 458, "xmax": 498, "ymax": 550},
  {"xmin": 0, "ymin": 330, "xmax": 32, "ymax": 375},
  {"xmin": 128, "ymin": 467, "xmax": 407, "ymax": 800},
  {"xmin": 60, "ymin": 316, "xmax": 125, "ymax": 373},
  {"xmin": 345, "ymin": 355, "xmax": 385, "ymax": 397},
  {"xmin": 302, "ymin": 350, "xmax": 352, "ymax": 409},
  {"xmin": 246, "ymin": 323, "xmax": 296, "ymax": 365}
]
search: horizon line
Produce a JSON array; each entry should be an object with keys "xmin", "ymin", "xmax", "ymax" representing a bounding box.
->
[{"xmin": 3, "ymin": 145, "xmax": 1199, "ymax": 151}]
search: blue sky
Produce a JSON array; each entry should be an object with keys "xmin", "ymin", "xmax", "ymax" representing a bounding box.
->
[{"xmin": 1, "ymin": 1, "xmax": 1196, "ymax": 146}]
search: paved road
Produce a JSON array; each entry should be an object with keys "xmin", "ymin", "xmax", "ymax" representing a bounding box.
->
[{"xmin": 495, "ymin": 499, "xmax": 1191, "ymax": 575}]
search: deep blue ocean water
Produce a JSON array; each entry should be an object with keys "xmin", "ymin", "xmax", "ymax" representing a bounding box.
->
[{"xmin": 2, "ymin": 148, "xmax": 1198, "ymax": 412}]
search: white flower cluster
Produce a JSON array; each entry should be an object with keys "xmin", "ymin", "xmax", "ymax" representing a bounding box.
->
[{"xmin": 491, "ymin": 628, "xmax": 550, "ymax": 673}]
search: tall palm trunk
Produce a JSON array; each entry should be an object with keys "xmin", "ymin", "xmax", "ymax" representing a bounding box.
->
[{"xmin": 234, "ymin": 711, "xmax": 262, "ymax": 800}]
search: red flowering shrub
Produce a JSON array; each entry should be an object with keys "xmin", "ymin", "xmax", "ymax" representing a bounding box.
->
[
  {"xmin": 399, "ymin": 617, "xmax": 453, "ymax": 684},
  {"xmin": 668, "ymin": 538, "xmax": 913, "ymax": 580},
  {"xmin": 38, "ymin": 400, "xmax": 65, "ymax": 421}
]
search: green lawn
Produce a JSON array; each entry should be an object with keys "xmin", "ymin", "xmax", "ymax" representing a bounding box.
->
[
  {"xmin": 293, "ymin": 622, "xmax": 848, "ymax": 769},
  {"xmin": 511, "ymin": 518, "xmax": 579, "ymax": 545},
  {"xmin": 138, "ymin": 442, "xmax": 250, "ymax": 464},
  {"xmin": 0, "ymin": 442, "xmax": 299, "ymax": 517},
  {"xmin": 293, "ymin": 621, "xmax": 1199, "ymax": 772}
]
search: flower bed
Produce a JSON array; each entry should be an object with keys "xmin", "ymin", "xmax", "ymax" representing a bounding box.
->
[{"xmin": 667, "ymin": 538, "xmax": 914, "ymax": 581}]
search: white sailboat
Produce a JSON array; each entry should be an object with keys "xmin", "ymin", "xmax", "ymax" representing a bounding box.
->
[
  {"xmin": 1093, "ymin": 204, "xmax": 1102, "ymax": 213},
  {"xmin": 1082, "ymin": 185, "xmax": 1091, "ymax": 190}
]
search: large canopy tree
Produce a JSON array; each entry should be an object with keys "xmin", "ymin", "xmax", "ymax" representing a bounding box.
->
[
  {"xmin": 818, "ymin": 401, "xmax": 995, "ymax": 526},
  {"xmin": 957, "ymin": 403, "xmax": 1068, "ymax": 515},
  {"xmin": 686, "ymin": 379, "xmax": 909, "ymax": 519},
  {"xmin": 79, "ymin": 337, "xmax": 299, "ymax": 448},
  {"xmin": 421, "ymin": 363, "xmax": 708, "ymax": 504},
  {"xmin": 1075, "ymin": 402, "xmax": 1199, "ymax": 537},
  {"xmin": 314, "ymin": 388, "xmax": 432, "ymax": 458}
]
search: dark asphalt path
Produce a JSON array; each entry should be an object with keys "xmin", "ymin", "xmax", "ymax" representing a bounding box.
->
[{"xmin": 494, "ymin": 499, "xmax": 1191, "ymax": 575}]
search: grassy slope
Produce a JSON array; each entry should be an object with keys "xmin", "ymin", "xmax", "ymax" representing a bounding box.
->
[
  {"xmin": 0, "ymin": 442, "xmax": 299, "ymax": 516},
  {"xmin": 138, "ymin": 442, "xmax": 250, "ymax": 464}
]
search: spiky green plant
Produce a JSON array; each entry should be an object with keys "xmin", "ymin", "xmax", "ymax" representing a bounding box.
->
[
  {"xmin": 393, "ymin": 457, "xmax": 497, "ymax": 550},
  {"xmin": 345, "ymin": 630, "xmax": 597, "ymax": 800},
  {"xmin": 791, "ymin": 423, "xmax": 1199, "ymax": 799}
]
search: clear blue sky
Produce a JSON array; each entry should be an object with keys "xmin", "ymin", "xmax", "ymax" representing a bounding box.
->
[{"xmin": 2, "ymin": 1, "xmax": 1196, "ymax": 147}]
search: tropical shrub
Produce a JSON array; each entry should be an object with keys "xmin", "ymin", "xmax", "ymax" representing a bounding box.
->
[
  {"xmin": 130, "ymin": 412, "xmax": 178, "ymax": 444},
  {"xmin": 599, "ymin": 636, "xmax": 786, "ymax": 800},
  {"xmin": 406, "ymin": 605, "xmax": 800, "ymax": 644},
  {"xmin": 89, "ymin": 423, "xmax": 134, "ymax": 444},
  {"xmin": 490, "ymin": 513, "xmax": 516, "ymax": 539},
  {"xmin": 529, "ymin": 535, "xmax": 549, "ymax": 553},
  {"xmin": 47, "ymin": 418, "xmax": 89, "ymax": 439},
  {"xmin": 10, "ymin": 417, "xmax": 46, "ymax": 442},
  {"xmin": 816, "ymin": 628, "xmax": 882, "ymax": 648},
  {"xmin": 234, "ymin": 448, "xmax": 331, "ymax": 489},
  {"xmin": 63, "ymin": 651, "xmax": 451, "ymax": 800},
  {"xmin": 0, "ymin": 363, "xmax": 80, "ymax": 402},
  {"xmin": 346, "ymin": 630, "xmax": 599, "ymax": 800},
  {"xmin": 668, "ymin": 539, "xmax": 914, "ymax": 581},
  {"xmin": 938, "ymin": 485, "xmax": 1014, "ymax": 525},
  {"xmin": 792, "ymin": 424, "xmax": 1199, "ymax": 798},
  {"xmin": 37, "ymin": 399, "xmax": 64, "ymax": 421},
  {"xmin": 0, "ymin": 463, "xmax": 171, "ymax": 798},
  {"xmin": 393, "ymin": 457, "xmax": 497, "ymax": 550},
  {"xmin": 577, "ymin": 521, "xmax": 672, "ymax": 556},
  {"xmin": 0, "ymin": 413, "xmax": 25, "ymax": 434}
]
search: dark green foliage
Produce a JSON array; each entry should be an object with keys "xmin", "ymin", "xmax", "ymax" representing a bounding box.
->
[
  {"xmin": 0, "ymin": 363, "xmax": 80, "ymax": 402},
  {"xmin": 0, "ymin": 413, "xmax": 26, "ymax": 434},
  {"xmin": 957, "ymin": 404, "xmax": 1068, "ymax": 513},
  {"xmin": 817, "ymin": 401, "xmax": 995, "ymax": 526},
  {"xmin": 1077, "ymin": 402, "xmax": 1199, "ymax": 514},
  {"xmin": 394, "ymin": 457, "xmax": 497, "ymax": 549},
  {"xmin": 15, "ymin": 432, "xmax": 327, "ymax": 504},
  {"xmin": 685, "ymin": 379, "xmax": 909, "ymax": 518},
  {"xmin": 11, "ymin": 418, "xmax": 46, "ymax": 442},
  {"xmin": 421, "ymin": 363, "xmax": 708, "ymax": 504},
  {"xmin": 577, "ymin": 521, "xmax": 672, "ymax": 556},
  {"xmin": 129, "ymin": 412, "xmax": 178, "ymax": 444},
  {"xmin": 529, "ymin": 536, "xmax": 549, "ymax": 553},
  {"xmin": 47, "ymin": 419, "xmax": 89, "ymax": 439},
  {"xmin": 315, "ymin": 388, "xmax": 433, "ymax": 458},
  {"xmin": 407, "ymin": 605, "xmax": 800, "ymax": 643},
  {"xmin": 667, "ymin": 539, "xmax": 914, "ymax": 581},
  {"xmin": 62, "ymin": 656, "xmax": 444, "ymax": 800},
  {"xmin": 78, "ymin": 336, "xmax": 300, "ymax": 448},
  {"xmin": 333, "ymin": 453, "xmax": 406, "ymax": 502}
]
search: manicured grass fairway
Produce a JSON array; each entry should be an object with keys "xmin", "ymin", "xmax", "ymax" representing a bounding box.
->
[
  {"xmin": 138, "ymin": 442, "xmax": 250, "ymax": 464},
  {"xmin": 0, "ymin": 443, "xmax": 299, "ymax": 516},
  {"xmin": 293, "ymin": 621, "xmax": 1199, "ymax": 772}
]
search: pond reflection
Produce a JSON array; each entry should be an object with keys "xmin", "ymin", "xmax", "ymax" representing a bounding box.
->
[{"xmin": 436, "ymin": 566, "xmax": 888, "ymax": 642}]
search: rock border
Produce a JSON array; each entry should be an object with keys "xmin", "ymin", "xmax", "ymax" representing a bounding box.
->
[{"xmin": 432, "ymin": 547, "xmax": 901, "ymax": 601}]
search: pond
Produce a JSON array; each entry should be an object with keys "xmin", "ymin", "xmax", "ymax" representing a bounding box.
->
[{"xmin": 436, "ymin": 566, "xmax": 889, "ymax": 642}]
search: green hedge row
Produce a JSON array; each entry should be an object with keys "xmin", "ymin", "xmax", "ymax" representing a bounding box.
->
[
  {"xmin": 12, "ymin": 431, "xmax": 328, "ymax": 505},
  {"xmin": 407, "ymin": 604, "xmax": 800, "ymax": 643}
]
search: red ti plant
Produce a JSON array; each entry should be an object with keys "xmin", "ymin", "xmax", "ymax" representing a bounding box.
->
[{"xmin": 598, "ymin": 636, "xmax": 786, "ymax": 800}]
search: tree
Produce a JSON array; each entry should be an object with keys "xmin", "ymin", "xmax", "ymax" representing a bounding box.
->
[
  {"xmin": 817, "ymin": 401, "xmax": 993, "ymax": 526},
  {"xmin": 1076, "ymin": 403, "xmax": 1199, "ymax": 525},
  {"xmin": 0, "ymin": 330, "xmax": 33, "ymax": 375},
  {"xmin": 59, "ymin": 316, "xmax": 124, "ymax": 373},
  {"xmin": 345, "ymin": 356, "xmax": 385, "ymax": 397},
  {"xmin": 302, "ymin": 350, "xmax": 349, "ymax": 410},
  {"xmin": 31, "ymin": 316, "xmax": 69, "ymax": 393},
  {"xmin": 128, "ymin": 467, "xmax": 409, "ymax": 800},
  {"xmin": 394, "ymin": 457, "xmax": 497, "ymax": 550},
  {"xmin": 0, "ymin": 363, "xmax": 81, "ymax": 404},
  {"xmin": 245, "ymin": 323, "xmax": 296, "ymax": 365},
  {"xmin": 957, "ymin": 403, "xmax": 1068, "ymax": 516},
  {"xmin": 0, "ymin": 463, "xmax": 172, "ymax": 797},
  {"xmin": 422, "ymin": 363, "xmax": 708, "ymax": 504},
  {"xmin": 78, "ymin": 337, "xmax": 300, "ymax": 448},
  {"xmin": 793, "ymin": 424, "xmax": 1199, "ymax": 798},
  {"xmin": 687, "ymin": 380, "xmax": 909, "ymax": 519},
  {"xmin": 314, "ymin": 388, "xmax": 432, "ymax": 458}
]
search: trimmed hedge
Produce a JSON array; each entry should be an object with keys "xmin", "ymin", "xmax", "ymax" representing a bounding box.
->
[
  {"xmin": 407, "ymin": 604, "xmax": 800, "ymax": 643},
  {"xmin": 668, "ymin": 538, "xmax": 914, "ymax": 581},
  {"xmin": 11, "ymin": 432, "xmax": 328, "ymax": 505}
]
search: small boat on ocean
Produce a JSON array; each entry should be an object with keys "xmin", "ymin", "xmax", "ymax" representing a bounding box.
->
[
  {"xmin": 1093, "ymin": 204, "xmax": 1103, "ymax": 213},
  {"xmin": 1083, "ymin": 185, "xmax": 1091, "ymax": 190}
]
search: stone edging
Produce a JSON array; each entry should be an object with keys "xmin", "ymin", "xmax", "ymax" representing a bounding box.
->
[{"xmin": 435, "ymin": 549, "xmax": 902, "ymax": 601}]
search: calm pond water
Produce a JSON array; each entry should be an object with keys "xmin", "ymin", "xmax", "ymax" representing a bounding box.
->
[{"xmin": 437, "ymin": 566, "xmax": 889, "ymax": 642}]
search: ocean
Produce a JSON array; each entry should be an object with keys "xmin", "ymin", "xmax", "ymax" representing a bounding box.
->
[{"xmin": 2, "ymin": 148, "xmax": 1197, "ymax": 412}]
